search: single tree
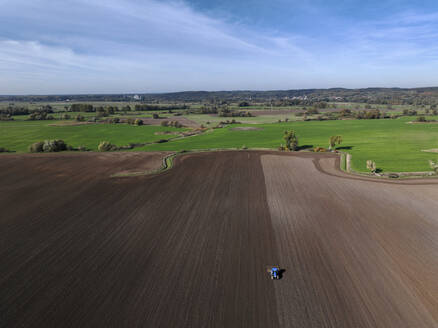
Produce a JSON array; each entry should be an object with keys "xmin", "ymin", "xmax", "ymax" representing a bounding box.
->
[
  {"xmin": 366, "ymin": 160, "xmax": 377, "ymax": 174},
  {"xmin": 283, "ymin": 130, "xmax": 298, "ymax": 151},
  {"xmin": 429, "ymin": 160, "xmax": 438, "ymax": 174},
  {"xmin": 329, "ymin": 135, "xmax": 342, "ymax": 151}
]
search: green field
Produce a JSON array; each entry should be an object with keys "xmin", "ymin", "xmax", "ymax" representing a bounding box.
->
[
  {"xmin": 2, "ymin": 114, "xmax": 438, "ymax": 173},
  {"xmin": 141, "ymin": 117, "xmax": 438, "ymax": 172},
  {"xmin": 187, "ymin": 113, "xmax": 301, "ymax": 125},
  {"xmin": 0, "ymin": 120, "xmax": 186, "ymax": 152}
]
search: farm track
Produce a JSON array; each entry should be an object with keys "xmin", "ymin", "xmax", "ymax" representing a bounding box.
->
[{"xmin": 1, "ymin": 151, "xmax": 438, "ymax": 327}]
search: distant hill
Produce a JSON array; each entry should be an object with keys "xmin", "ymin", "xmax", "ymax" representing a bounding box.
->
[{"xmin": 2, "ymin": 87, "xmax": 438, "ymax": 105}]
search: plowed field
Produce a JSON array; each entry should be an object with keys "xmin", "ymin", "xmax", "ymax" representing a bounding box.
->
[{"xmin": 1, "ymin": 151, "xmax": 437, "ymax": 327}]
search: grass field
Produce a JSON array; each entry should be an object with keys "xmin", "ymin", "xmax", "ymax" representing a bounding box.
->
[
  {"xmin": 141, "ymin": 117, "xmax": 438, "ymax": 172},
  {"xmin": 0, "ymin": 120, "xmax": 186, "ymax": 152},
  {"xmin": 2, "ymin": 112, "xmax": 438, "ymax": 172},
  {"xmin": 187, "ymin": 113, "xmax": 300, "ymax": 125}
]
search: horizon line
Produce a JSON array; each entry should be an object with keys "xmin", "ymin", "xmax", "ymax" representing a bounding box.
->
[{"xmin": 2, "ymin": 86, "xmax": 438, "ymax": 97}]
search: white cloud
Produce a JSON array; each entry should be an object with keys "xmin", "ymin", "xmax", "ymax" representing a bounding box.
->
[
  {"xmin": 1, "ymin": 0, "xmax": 438, "ymax": 93},
  {"xmin": 0, "ymin": 0, "xmax": 314, "ymax": 93}
]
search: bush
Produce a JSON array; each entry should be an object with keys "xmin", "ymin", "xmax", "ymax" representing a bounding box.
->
[
  {"xmin": 98, "ymin": 141, "xmax": 118, "ymax": 152},
  {"xmin": 306, "ymin": 108, "xmax": 319, "ymax": 115},
  {"xmin": 0, "ymin": 147, "xmax": 10, "ymax": 152},
  {"xmin": 42, "ymin": 140, "xmax": 67, "ymax": 152},
  {"xmin": 403, "ymin": 109, "xmax": 418, "ymax": 116},
  {"xmin": 314, "ymin": 147, "xmax": 327, "ymax": 152},
  {"xmin": 161, "ymin": 120, "xmax": 182, "ymax": 128},
  {"xmin": 29, "ymin": 140, "xmax": 67, "ymax": 153},
  {"xmin": 28, "ymin": 111, "xmax": 52, "ymax": 121},
  {"xmin": 29, "ymin": 142, "xmax": 44, "ymax": 153},
  {"xmin": 218, "ymin": 109, "xmax": 252, "ymax": 117},
  {"xmin": 76, "ymin": 114, "xmax": 85, "ymax": 122},
  {"xmin": 134, "ymin": 119, "xmax": 143, "ymax": 126},
  {"xmin": 70, "ymin": 104, "xmax": 94, "ymax": 112},
  {"xmin": 61, "ymin": 113, "xmax": 71, "ymax": 120},
  {"xmin": 0, "ymin": 114, "xmax": 14, "ymax": 121},
  {"xmin": 416, "ymin": 116, "xmax": 427, "ymax": 122},
  {"xmin": 367, "ymin": 160, "xmax": 377, "ymax": 173},
  {"xmin": 152, "ymin": 113, "xmax": 160, "ymax": 119},
  {"xmin": 429, "ymin": 160, "xmax": 438, "ymax": 174},
  {"xmin": 107, "ymin": 117, "xmax": 120, "ymax": 124}
]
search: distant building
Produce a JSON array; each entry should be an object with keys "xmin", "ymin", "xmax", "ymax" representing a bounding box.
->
[{"xmin": 133, "ymin": 95, "xmax": 140, "ymax": 100}]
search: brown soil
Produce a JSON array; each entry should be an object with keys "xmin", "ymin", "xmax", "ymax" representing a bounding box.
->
[
  {"xmin": 248, "ymin": 110, "xmax": 298, "ymax": 116},
  {"xmin": 408, "ymin": 121, "xmax": 438, "ymax": 124},
  {"xmin": 1, "ymin": 151, "xmax": 438, "ymax": 327},
  {"xmin": 209, "ymin": 110, "xmax": 298, "ymax": 117},
  {"xmin": 262, "ymin": 154, "xmax": 438, "ymax": 327},
  {"xmin": 229, "ymin": 127, "xmax": 264, "ymax": 131},
  {"xmin": 422, "ymin": 149, "xmax": 438, "ymax": 153}
]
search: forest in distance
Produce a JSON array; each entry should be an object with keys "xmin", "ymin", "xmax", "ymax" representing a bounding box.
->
[{"xmin": 4, "ymin": 87, "xmax": 438, "ymax": 105}]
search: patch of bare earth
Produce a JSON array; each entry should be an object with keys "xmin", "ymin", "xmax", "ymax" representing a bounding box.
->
[
  {"xmin": 0, "ymin": 152, "xmax": 169, "ymax": 180},
  {"xmin": 422, "ymin": 149, "xmax": 438, "ymax": 153},
  {"xmin": 261, "ymin": 154, "xmax": 438, "ymax": 327},
  {"xmin": 1, "ymin": 151, "xmax": 438, "ymax": 327},
  {"xmin": 229, "ymin": 127, "xmax": 264, "ymax": 131},
  {"xmin": 0, "ymin": 151, "xmax": 279, "ymax": 327}
]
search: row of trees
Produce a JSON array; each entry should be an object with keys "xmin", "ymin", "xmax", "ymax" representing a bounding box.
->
[
  {"xmin": 29, "ymin": 140, "xmax": 69, "ymax": 153},
  {"xmin": 134, "ymin": 104, "xmax": 189, "ymax": 111},
  {"xmin": 282, "ymin": 131, "xmax": 344, "ymax": 152}
]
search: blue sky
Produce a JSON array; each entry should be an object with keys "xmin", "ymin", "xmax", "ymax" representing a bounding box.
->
[{"xmin": 1, "ymin": 0, "xmax": 438, "ymax": 94}]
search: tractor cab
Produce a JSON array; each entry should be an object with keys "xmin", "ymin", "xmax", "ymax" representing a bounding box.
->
[{"xmin": 267, "ymin": 266, "xmax": 281, "ymax": 280}]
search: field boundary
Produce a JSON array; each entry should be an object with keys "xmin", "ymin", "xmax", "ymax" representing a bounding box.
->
[
  {"xmin": 164, "ymin": 149, "xmax": 438, "ymax": 184},
  {"xmin": 314, "ymin": 155, "xmax": 438, "ymax": 185},
  {"xmin": 110, "ymin": 152, "xmax": 177, "ymax": 178}
]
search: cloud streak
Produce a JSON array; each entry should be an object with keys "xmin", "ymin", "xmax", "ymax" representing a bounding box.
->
[{"xmin": 1, "ymin": 0, "xmax": 438, "ymax": 93}]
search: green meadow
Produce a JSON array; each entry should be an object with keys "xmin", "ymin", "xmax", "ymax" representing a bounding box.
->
[
  {"xmin": 142, "ymin": 117, "xmax": 438, "ymax": 172},
  {"xmin": 1, "ymin": 116, "xmax": 438, "ymax": 172},
  {"xmin": 0, "ymin": 120, "xmax": 186, "ymax": 152}
]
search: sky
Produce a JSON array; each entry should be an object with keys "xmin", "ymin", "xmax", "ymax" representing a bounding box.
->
[{"xmin": 1, "ymin": 0, "xmax": 438, "ymax": 94}]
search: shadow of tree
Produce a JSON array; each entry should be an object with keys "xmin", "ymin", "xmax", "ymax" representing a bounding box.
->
[{"xmin": 297, "ymin": 145, "xmax": 313, "ymax": 150}]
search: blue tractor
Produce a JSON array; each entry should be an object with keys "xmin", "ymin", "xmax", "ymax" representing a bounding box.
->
[{"xmin": 267, "ymin": 266, "xmax": 281, "ymax": 280}]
